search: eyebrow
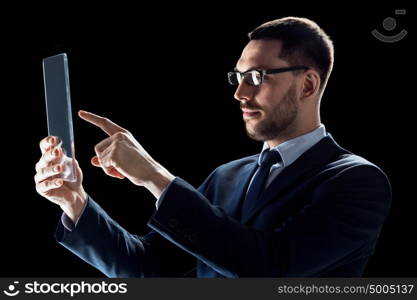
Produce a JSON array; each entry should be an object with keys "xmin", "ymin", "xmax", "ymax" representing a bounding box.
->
[{"xmin": 233, "ymin": 65, "xmax": 271, "ymax": 73}]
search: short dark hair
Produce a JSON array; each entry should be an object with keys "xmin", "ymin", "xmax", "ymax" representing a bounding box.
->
[{"xmin": 249, "ymin": 17, "xmax": 334, "ymax": 91}]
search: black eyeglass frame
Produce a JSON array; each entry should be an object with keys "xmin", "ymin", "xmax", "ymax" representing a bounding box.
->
[{"xmin": 228, "ymin": 66, "xmax": 310, "ymax": 86}]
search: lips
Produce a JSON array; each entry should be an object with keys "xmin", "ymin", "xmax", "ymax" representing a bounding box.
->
[{"xmin": 242, "ymin": 110, "xmax": 261, "ymax": 118}]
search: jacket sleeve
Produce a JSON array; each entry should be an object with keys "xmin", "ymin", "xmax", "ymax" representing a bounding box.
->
[
  {"xmin": 147, "ymin": 165, "xmax": 392, "ymax": 277},
  {"xmin": 55, "ymin": 195, "xmax": 195, "ymax": 277}
]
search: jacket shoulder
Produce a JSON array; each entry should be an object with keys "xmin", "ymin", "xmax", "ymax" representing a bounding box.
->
[
  {"xmin": 198, "ymin": 154, "xmax": 258, "ymax": 193},
  {"xmin": 322, "ymin": 153, "xmax": 391, "ymax": 197},
  {"xmin": 329, "ymin": 153, "xmax": 387, "ymax": 175},
  {"xmin": 216, "ymin": 154, "xmax": 259, "ymax": 171}
]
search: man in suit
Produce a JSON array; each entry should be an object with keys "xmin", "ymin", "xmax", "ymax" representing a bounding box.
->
[{"xmin": 34, "ymin": 17, "xmax": 391, "ymax": 277}]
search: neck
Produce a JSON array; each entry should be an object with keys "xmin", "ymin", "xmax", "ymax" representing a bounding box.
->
[{"xmin": 266, "ymin": 119, "xmax": 321, "ymax": 148}]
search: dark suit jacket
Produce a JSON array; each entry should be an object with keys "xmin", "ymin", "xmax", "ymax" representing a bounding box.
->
[{"xmin": 55, "ymin": 134, "xmax": 392, "ymax": 277}]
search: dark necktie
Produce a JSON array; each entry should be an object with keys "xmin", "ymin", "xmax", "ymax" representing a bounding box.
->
[{"xmin": 241, "ymin": 149, "xmax": 282, "ymax": 218}]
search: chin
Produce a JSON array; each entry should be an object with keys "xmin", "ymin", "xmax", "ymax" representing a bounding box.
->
[{"xmin": 245, "ymin": 125, "xmax": 265, "ymax": 142}]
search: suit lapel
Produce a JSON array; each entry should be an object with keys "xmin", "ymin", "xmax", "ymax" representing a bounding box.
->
[
  {"xmin": 241, "ymin": 134, "xmax": 344, "ymax": 224},
  {"xmin": 226, "ymin": 159, "xmax": 258, "ymax": 220}
]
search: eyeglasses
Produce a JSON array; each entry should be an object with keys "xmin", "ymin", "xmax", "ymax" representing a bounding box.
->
[{"xmin": 227, "ymin": 66, "xmax": 309, "ymax": 86}]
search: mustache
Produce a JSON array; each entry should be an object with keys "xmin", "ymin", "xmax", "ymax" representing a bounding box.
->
[{"xmin": 240, "ymin": 103, "xmax": 261, "ymax": 110}]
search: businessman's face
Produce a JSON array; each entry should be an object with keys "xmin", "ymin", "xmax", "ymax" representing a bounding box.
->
[{"xmin": 234, "ymin": 40, "xmax": 301, "ymax": 143}]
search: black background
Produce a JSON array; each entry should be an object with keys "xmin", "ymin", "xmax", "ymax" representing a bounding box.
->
[{"xmin": 0, "ymin": 4, "xmax": 413, "ymax": 277}]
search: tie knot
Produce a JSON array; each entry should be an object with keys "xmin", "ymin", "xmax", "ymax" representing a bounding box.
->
[{"xmin": 260, "ymin": 149, "xmax": 282, "ymax": 167}]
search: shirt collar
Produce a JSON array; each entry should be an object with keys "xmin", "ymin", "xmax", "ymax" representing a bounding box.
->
[{"xmin": 258, "ymin": 124, "xmax": 327, "ymax": 167}]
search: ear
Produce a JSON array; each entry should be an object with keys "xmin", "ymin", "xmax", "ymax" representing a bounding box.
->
[{"xmin": 301, "ymin": 69, "xmax": 321, "ymax": 100}]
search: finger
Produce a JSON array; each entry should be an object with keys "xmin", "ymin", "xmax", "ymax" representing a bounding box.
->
[
  {"xmin": 105, "ymin": 166, "xmax": 125, "ymax": 179},
  {"xmin": 36, "ymin": 178, "xmax": 64, "ymax": 194},
  {"xmin": 78, "ymin": 110, "xmax": 128, "ymax": 136},
  {"xmin": 35, "ymin": 147, "xmax": 63, "ymax": 172},
  {"xmin": 39, "ymin": 136, "xmax": 59, "ymax": 154},
  {"xmin": 94, "ymin": 135, "xmax": 114, "ymax": 156},
  {"xmin": 39, "ymin": 147, "xmax": 63, "ymax": 169},
  {"xmin": 35, "ymin": 163, "xmax": 63, "ymax": 183},
  {"xmin": 93, "ymin": 152, "xmax": 125, "ymax": 179},
  {"xmin": 97, "ymin": 144, "xmax": 115, "ymax": 168},
  {"xmin": 91, "ymin": 156, "xmax": 101, "ymax": 167}
]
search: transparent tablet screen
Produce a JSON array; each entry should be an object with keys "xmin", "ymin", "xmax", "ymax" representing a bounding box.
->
[{"xmin": 42, "ymin": 53, "xmax": 76, "ymax": 182}]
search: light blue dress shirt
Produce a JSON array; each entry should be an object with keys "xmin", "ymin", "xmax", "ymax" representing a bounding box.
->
[{"xmin": 248, "ymin": 124, "xmax": 327, "ymax": 192}]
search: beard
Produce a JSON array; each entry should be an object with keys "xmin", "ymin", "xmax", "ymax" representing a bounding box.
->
[{"xmin": 243, "ymin": 83, "xmax": 298, "ymax": 142}]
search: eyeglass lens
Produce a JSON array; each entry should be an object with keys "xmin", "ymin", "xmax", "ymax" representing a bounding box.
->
[{"xmin": 228, "ymin": 71, "xmax": 262, "ymax": 86}]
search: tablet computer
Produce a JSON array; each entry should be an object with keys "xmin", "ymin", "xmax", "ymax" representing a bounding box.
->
[{"xmin": 42, "ymin": 53, "xmax": 77, "ymax": 182}]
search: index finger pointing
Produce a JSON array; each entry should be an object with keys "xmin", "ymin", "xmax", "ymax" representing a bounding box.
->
[{"xmin": 78, "ymin": 110, "xmax": 128, "ymax": 136}]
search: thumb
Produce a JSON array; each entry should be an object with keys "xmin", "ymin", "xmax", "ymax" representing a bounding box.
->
[{"xmin": 91, "ymin": 156, "xmax": 101, "ymax": 167}]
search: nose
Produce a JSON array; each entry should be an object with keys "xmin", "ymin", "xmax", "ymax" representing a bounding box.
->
[{"xmin": 234, "ymin": 81, "xmax": 255, "ymax": 103}]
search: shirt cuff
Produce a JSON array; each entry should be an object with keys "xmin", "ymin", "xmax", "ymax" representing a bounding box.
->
[{"xmin": 60, "ymin": 197, "xmax": 89, "ymax": 231}]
